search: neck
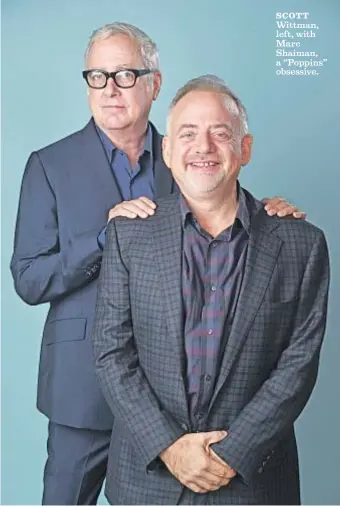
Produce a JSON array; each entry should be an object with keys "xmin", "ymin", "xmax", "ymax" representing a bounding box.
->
[
  {"xmin": 183, "ymin": 182, "xmax": 239, "ymax": 237},
  {"xmin": 100, "ymin": 120, "xmax": 149, "ymax": 167}
]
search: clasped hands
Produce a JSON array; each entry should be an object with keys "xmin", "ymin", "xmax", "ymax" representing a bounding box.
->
[{"xmin": 159, "ymin": 430, "xmax": 236, "ymax": 494}]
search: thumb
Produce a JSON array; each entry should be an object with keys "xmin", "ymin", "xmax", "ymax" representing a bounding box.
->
[{"xmin": 203, "ymin": 430, "xmax": 228, "ymax": 447}]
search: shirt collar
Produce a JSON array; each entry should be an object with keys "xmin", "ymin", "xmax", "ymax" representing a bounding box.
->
[
  {"xmin": 180, "ymin": 181, "xmax": 251, "ymax": 236},
  {"xmin": 95, "ymin": 122, "xmax": 153, "ymax": 163}
]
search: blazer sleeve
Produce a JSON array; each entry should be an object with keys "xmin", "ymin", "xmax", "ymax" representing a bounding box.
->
[
  {"xmin": 92, "ymin": 218, "xmax": 186, "ymax": 470},
  {"xmin": 211, "ymin": 231, "xmax": 330, "ymax": 484},
  {"xmin": 10, "ymin": 152, "xmax": 103, "ymax": 305}
]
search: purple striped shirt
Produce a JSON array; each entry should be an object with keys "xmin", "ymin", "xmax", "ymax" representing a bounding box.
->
[{"xmin": 181, "ymin": 185, "xmax": 250, "ymax": 429}]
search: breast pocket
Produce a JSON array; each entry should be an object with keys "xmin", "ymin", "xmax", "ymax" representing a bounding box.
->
[
  {"xmin": 43, "ymin": 317, "xmax": 87, "ymax": 345},
  {"xmin": 260, "ymin": 297, "xmax": 299, "ymax": 311}
]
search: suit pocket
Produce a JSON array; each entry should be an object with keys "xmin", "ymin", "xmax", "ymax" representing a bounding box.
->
[
  {"xmin": 43, "ymin": 318, "xmax": 87, "ymax": 345},
  {"xmin": 261, "ymin": 297, "xmax": 299, "ymax": 307},
  {"xmin": 257, "ymin": 297, "xmax": 299, "ymax": 316}
]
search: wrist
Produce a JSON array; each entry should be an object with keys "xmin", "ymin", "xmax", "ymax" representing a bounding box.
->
[{"xmin": 159, "ymin": 445, "xmax": 171, "ymax": 463}]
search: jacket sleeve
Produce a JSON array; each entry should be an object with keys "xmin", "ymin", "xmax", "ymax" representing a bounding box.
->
[
  {"xmin": 10, "ymin": 151, "xmax": 103, "ymax": 305},
  {"xmin": 211, "ymin": 231, "xmax": 330, "ymax": 483},
  {"xmin": 92, "ymin": 218, "xmax": 185, "ymax": 470}
]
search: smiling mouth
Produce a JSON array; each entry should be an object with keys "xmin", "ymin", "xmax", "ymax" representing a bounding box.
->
[{"xmin": 189, "ymin": 162, "xmax": 219, "ymax": 168}]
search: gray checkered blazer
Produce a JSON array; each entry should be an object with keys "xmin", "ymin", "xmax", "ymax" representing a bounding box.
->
[{"xmin": 92, "ymin": 189, "xmax": 330, "ymax": 505}]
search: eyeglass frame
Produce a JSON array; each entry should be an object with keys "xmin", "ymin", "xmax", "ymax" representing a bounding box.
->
[{"xmin": 82, "ymin": 68, "xmax": 157, "ymax": 89}]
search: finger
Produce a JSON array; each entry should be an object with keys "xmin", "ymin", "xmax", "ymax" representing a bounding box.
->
[
  {"xmin": 186, "ymin": 480, "xmax": 209, "ymax": 493},
  {"xmin": 130, "ymin": 199, "xmax": 156, "ymax": 214},
  {"xmin": 110, "ymin": 200, "xmax": 155, "ymax": 219},
  {"xmin": 187, "ymin": 471, "xmax": 231, "ymax": 492},
  {"xmin": 206, "ymin": 458, "xmax": 233, "ymax": 478},
  {"xmin": 293, "ymin": 211, "xmax": 306, "ymax": 219},
  {"xmin": 119, "ymin": 201, "xmax": 154, "ymax": 218},
  {"xmin": 263, "ymin": 197, "xmax": 284, "ymax": 210},
  {"xmin": 201, "ymin": 464, "xmax": 234, "ymax": 487},
  {"xmin": 209, "ymin": 450, "xmax": 236, "ymax": 478},
  {"xmin": 199, "ymin": 468, "xmax": 231, "ymax": 486},
  {"xmin": 123, "ymin": 201, "xmax": 155, "ymax": 217},
  {"xmin": 186, "ymin": 477, "xmax": 219, "ymax": 493},
  {"xmin": 204, "ymin": 448, "xmax": 236, "ymax": 478},
  {"xmin": 277, "ymin": 208, "xmax": 297, "ymax": 217},
  {"xmin": 138, "ymin": 197, "xmax": 157, "ymax": 209},
  {"xmin": 266, "ymin": 199, "xmax": 290, "ymax": 211},
  {"xmin": 108, "ymin": 208, "xmax": 138, "ymax": 220},
  {"xmin": 202, "ymin": 430, "xmax": 227, "ymax": 446},
  {"xmin": 192, "ymin": 451, "xmax": 231, "ymax": 478},
  {"xmin": 277, "ymin": 206, "xmax": 306, "ymax": 218},
  {"xmin": 273, "ymin": 201, "xmax": 296, "ymax": 216},
  {"xmin": 266, "ymin": 201, "xmax": 294, "ymax": 217}
]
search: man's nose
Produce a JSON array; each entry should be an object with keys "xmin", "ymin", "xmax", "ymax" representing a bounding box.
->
[
  {"xmin": 103, "ymin": 77, "xmax": 120, "ymax": 97},
  {"xmin": 195, "ymin": 133, "xmax": 214, "ymax": 154}
]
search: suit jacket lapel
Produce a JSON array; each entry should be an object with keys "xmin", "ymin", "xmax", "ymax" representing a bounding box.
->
[
  {"xmin": 151, "ymin": 197, "xmax": 190, "ymax": 423},
  {"xmin": 209, "ymin": 212, "xmax": 283, "ymax": 411},
  {"xmin": 151, "ymin": 123, "xmax": 174, "ymax": 198},
  {"xmin": 79, "ymin": 118, "xmax": 123, "ymax": 209}
]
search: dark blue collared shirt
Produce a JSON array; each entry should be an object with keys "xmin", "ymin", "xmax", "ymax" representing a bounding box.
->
[
  {"xmin": 96, "ymin": 123, "xmax": 155, "ymax": 247},
  {"xmin": 181, "ymin": 186, "xmax": 250, "ymax": 429}
]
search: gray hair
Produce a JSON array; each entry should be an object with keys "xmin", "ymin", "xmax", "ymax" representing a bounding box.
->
[
  {"xmin": 85, "ymin": 22, "xmax": 160, "ymax": 70},
  {"xmin": 167, "ymin": 74, "xmax": 248, "ymax": 139}
]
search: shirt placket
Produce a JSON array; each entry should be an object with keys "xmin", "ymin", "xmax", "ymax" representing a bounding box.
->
[{"xmin": 194, "ymin": 237, "xmax": 216, "ymax": 430}]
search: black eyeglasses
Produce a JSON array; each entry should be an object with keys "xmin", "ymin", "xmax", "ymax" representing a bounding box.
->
[{"xmin": 82, "ymin": 68, "xmax": 156, "ymax": 89}]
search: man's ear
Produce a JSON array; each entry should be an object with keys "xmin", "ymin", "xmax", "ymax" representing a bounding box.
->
[
  {"xmin": 152, "ymin": 72, "xmax": 162, "ymax": 101},
  {"xmin": 240, "ymin": 134, "xmax": 253, "ymax": 166},
  {"xmin": 162, "ymin": 136, "xmax": 171, "ymax": 169}
]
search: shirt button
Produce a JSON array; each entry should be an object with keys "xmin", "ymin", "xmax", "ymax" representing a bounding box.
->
[
  {"xmin": 205, "ymin": 375, "xmax": 212, "ymax": 381},
  {"xmin": 208, "ymin": 329, "xmax": 213, "ymax": 335},
  {"xmin": 212, "ymin": 242, "xmax": 218, "ymax": 248},
  {"xmin": 211, "ymin": 285, "xmax": 217, "ymax": 292},
  {"xmin": 197, "ymin": 412, "xmax": 204, "ymax": 420}
]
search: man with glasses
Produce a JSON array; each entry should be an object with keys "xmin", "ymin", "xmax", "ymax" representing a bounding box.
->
[{"xmin": 10, "ymin": 22, "xmax": 305, "ymax": 505}]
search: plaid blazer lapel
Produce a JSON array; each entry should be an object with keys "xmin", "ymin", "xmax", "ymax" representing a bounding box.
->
[
  {"xmin": 208, "ymin": 213, "xmax": 283, "ymax": 412},
  {"xmin": 151, "ymin": 201, "xmax": 190, "ymax": 423}
]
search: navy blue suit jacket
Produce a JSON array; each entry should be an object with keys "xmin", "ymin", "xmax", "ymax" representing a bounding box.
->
[{"xmin": 10, "ymin": 118, "xmax": 176, "ymax": 429}]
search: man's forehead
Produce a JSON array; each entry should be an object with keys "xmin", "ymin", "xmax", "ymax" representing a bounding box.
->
[
  {"xmin": 90, "ymin": 33, "xmax": 136, "ymax": 49},
  {"xmin": 175, "ymin": 91, "xmax": 233, "ymax": 114},
  {"xmin": 87, "ymin": 35, "xmax": 142, "ymax": 63},
  {"xmin": 172, "ymin": 97, "xmax": 234, "ymax": 125}
]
